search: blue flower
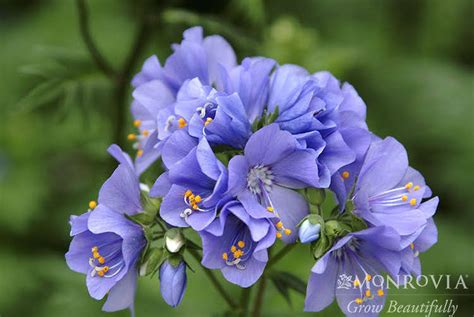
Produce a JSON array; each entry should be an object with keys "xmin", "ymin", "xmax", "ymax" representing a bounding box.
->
[
  {"xmin": 65, "ymin": 145, "xmax": 146, "ymax": 313},
  {"xmin": 352, "ymin": 137, "xmax": 439, "ymax": 248},
  {"xmin": 304, "ymin": 226, "xmax": 402, "ymax": 314},
  {"xmin": 151, "ymin": 137, "xmax": 229, "ymax": 231},
  {"xmin": 200, "ymin": 201, "xmax": 276, "ymax": 287},
  {"xmin": 159, "ymin": 260, "xmax": 187, "ymax": 307},
  {"xmin": 228, "ymin": 124, "xmax": 321, "ymax": 243}
]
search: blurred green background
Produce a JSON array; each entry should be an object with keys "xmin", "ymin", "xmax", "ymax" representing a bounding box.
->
[{"xmin": 0, "ymin": 0, "xmax": 473, "ymax": 316}]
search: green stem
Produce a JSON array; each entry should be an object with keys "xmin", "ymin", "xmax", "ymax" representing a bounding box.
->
[
  {"xmin": 187, "ymin": 248, "xmax": 238, "ymax": 309},
  {"xmin": 267, "ymin": 244, "xmax": 296, "ymax": 269},
  {"xmin": 239, "ymin": 287, "xmax": 252, "ymax": 317},
  {"xmin": 251, "ymin": 275, "xmax": 267, "ymax": 317}
]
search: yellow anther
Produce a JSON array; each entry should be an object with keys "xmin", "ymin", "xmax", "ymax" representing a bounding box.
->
[
  {"xmin": 97, "ymin": 270, "xmax": 105, "ymax": 277},
  {"xmin": 354, "ymin": 279, "xmax": 360, "ymax": 287},
  {"xmin": 137, "ymin": 149, "xmax": 144, "ymax": 157},
  {"xmin": 284, "ymin": 229, "xmax": 292, "ymax": 236},
  {"xmin": 377, "ymin": 289, "xmax": 384, "ymax": 297},
  {"xmin": 238, "ymin": 241, "xmax": 245, "ymax": 248},
  {"xmin": 142, "ymin": 129, "xmax": 149, "ymax": 137},
  {"xmin": 355, "ymin": 298, "xmax": 363, "ymax": 305},
  {"xmin": 184, "ymin": 190, "xmax": 192, "ymax": 197},
  {"xmin": 93, "ymin": 251, "xmax": 100, "ymax": 259},
  {"xmin": 91, "ymin": 246, "xmax": 98, "ymax": 253},
  {"xmin": 409, "ymin": 198, "xmax": 417, "ymax": 206},
  {"xmin": 89, "ymin": 200, "xmax": 97, "ymax": 209},
  {"xmin": 231, "ymin": 246, "xmax": 237, "ymax": 253},
  {"xmin": 410, "ymin": 243, "xmax": 415, "ymax": 250},
  {"xmin": 98, "ymin": 257, "xmax": 105, "ymax": 264},
  {"xmin": 127, "ymin": 133, "xmax": 137, "ymax": 141},
  {"xmin": 405, "ymin": 182, "xmax": 413, "ymax": 190},
  {"xmin": 401, "ymin": 195, "xmax": 408, "ymax": 202},
  {"xmin": 204, "ymin": 117, "xmax": 213, "ymax": 127},
  {"xmin": 276, "ymin": 232, "xmax": 283, "ymax": 239},
  {"xmin": 342, "ymin": 171, "xmax": 350, "ymax": 179},
  {"xmin": 178, "ymin": 118, "xmax": 187, "ymax": 128},
  {"xmin": 366, "ymin": 274, "xmax": 372, "ymax": 281},
  {"xmin": 414, "ymin": 185, "xmax": 420, "ymax": 191},
  {"xmin": 365, "ymin": 290, "xmax": 371, "ymax": 297},
  {"xmin": 222, "ymin": 253, "xmax": 228, "ymax": 261},
  {"xmin": 133, "ymin": 119, "xmax": 141, "ymax": 128},
  {"xmin": 266, "ymin": 206, "xmax": 274, "ymax": 212},
  {"xmin": 194, "ymin": 195, "xmax": 202, "ymax": 203},
  {"xmin": 103, "ymin": 266, "xmax": 109, "ymax": 273},
  {"xmin": 276, "ymin": 221, "xmax": 284, "ymax": 229},
  {"xmin": 192, "ymin": 203, "xmax": 198, "ymax": 210},
  {"xmin": 233, "ymin": 250, "xmax": 243, "ymax": 259}
]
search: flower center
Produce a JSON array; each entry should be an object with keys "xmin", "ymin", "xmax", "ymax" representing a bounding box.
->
[
  {"xmin": 88, "ymin": 241, "xmax": 125, "ymax": 278},
  {"xmin": 222, "ymin": 223, "xmax": 254, "ymax": 270},
  {"xmin": 180, "ymin": 189, "xmax": 209, "ymax": 219},
  {"xmin": 368, "ymin": 181, "xmax": 422, "ymax": 211},
  {"xmin": 247, "ymin": 165, "xmax": 274, "ymax": 195}
]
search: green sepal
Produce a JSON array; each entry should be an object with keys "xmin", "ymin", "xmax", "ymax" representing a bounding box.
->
[
  {"xmin": 305, "ymin": 188, "xmax": 326, "ymax": 206},
  {"xmin": 140, "ymin": 247, "xmax": 165, "ymax": 277},
  {"xmin": 167, "ymin": 253, "xmax": 183, "ymax": 268}
]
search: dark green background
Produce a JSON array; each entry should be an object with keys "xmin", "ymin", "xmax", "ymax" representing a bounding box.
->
[{"xmin": 0, "ymin": 0, "xmax": 472, "ymax": 316}]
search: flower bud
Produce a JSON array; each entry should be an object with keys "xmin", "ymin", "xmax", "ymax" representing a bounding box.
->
[
  {"xmin": 159, "ymin": 260, "xmax": 187, "ymax": 307},
  {"xmin": 298, "ymin": 219, "xmax": 321, "ymax": 244},
  {"xmin": 165, "ymin": 228, "xmax": 185, "ymax": 253}
]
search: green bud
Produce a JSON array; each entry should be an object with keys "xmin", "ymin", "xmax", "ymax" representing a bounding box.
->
[
  {"xmin": 311, "ymin": 233, "xmax": 333, "ymax": 259},
  {"xmin": 305, "ymin": 188, "xmax": 326, "ymax": 206},
  {"xmin": 140, "ymin": 247, "xmax": 165, "ymax": 276}
]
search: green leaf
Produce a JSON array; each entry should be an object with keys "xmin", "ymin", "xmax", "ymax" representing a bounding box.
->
[
  {"xmin": 140, "ymin": 247, "xmax": 165, "ymax": 277},
  {"xmin": 269, "ymin": 271, "xmax": 307, "ymax": 306}
]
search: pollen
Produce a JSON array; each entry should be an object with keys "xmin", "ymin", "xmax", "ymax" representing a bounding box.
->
[
  {"xmin": 184, "ymin": 190, "xmax": 192, "ymax": 197},
  {"xmin": 266, "ymin": 206, "xmax": 274, "ymax": 212},
  {"xmin": 410, "ymin": 243, "xmax": 415, "ymax": 250},
  {"xmin": 238, "ymin": 241, "xmax": 245, "ymax": 248},
  {"xmin": 194, "ymin": 195, "xmax": 202, "ymax": 203},
  {"xmin": 98, "ymin": 257, "xmax": 105, "ymax": 264},
  {"xmin": 414, "ymin": 185, "xmax": 420, "ymax": 191},
  {"xmin": 97, "ymin": 270, "xmax": 105, "ymax": 277},
  {"xmin": 204, "ymin": 117, "xmax": 213, "ymax": 126},
  {"xmin": 366, "ymin": 274, "xmax": 372, "ymax": 281},
  {"xmin": 231, "ymin": 246, "xmax": 237, "ymax": 253},
  {"xmin": 178, "ymin": 118, "xmax": 187, "ymax": 128},
  {"xmin": 409, "ymin": 198, "xmax": 417, "ymax": 206},
  {"xmin": 276, "ymin": 232, "xmax": 283, "ymax": 239},
  {"xmin": 133, "ymin": 119, "xmax": 141, "ymax": 128},
  {"xmin": 93, "ymin": 251, "xmax": 100, "ymax": 259},
  {"xmin": 355, "ymin": 298, "xmax": 363, "ymax": 305},
  {"xmin": 284, "ymin": 229, "xmax": 292, "ymax": 236},
  {"xmin": 222, "ymin": 252, "xmax": 228, "ymax": 261},
  {"xmin": 137, "ymin": 149, "xmax": 144, "ymax": 157},
  {"xmin": 89, "ymin": 200, "xmax": 97, "ymax": 209},
  {"xmin": 276, "ymin": 221, "xmax": 283, "ymax": 229},
  {"xmin": 342, "ymin": 171, "xmax": 350, "ymax": 179},
  {"xmin": 405, "ymin": 182, "xmax": 413, "ymax": 190},
  {"xmin": 142, "ymin": 129, "xmax": 149, "ymax": 137},
  {"xmin": 377, "ymin": 289, "xmax": 384, "ymax": 297},
  {"xmin": 354, "ymin": 279, "xmax": 360, "ymax": 287},
  {"xmin": 103, "ymin": 266, "xmax": 109, "ymax": 273},
  {"xmin": 365, "ymin": 290, "xmax": 371, "ymax": 297},
  {"xmin": 127, "ymin": 133, "xmax": 137, "ymax": 141},
  {"xmin": 401, "ymin": 195, "xmax": 408, "ymax": 201},
  {"xmin": 91, "ymin": 246, "xmax": 98, "ymax": 253}
]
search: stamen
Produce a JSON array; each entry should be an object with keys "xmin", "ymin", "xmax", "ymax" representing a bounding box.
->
[
  {"xmin": 365, "ymin": 290, "xmax": 371, "ymax": 297},
  {"xmin": 355, "ymin": 298, "xmax": 363, "ymax": 304},
  {"xmin": 133, "ymin": 120, "xmax": 141, "ymax": 128},
  {"xmin": 410, "ymin": 243, "xmax": 415, "ymax": 250},
  {"xmin": 204, "ymin": 117, "xmax": 213, "ymax": 127},
  {"xmin": 222, "ymin": 253, "xmax": 228, "ymax": 260},
  {"xmin": 127, "ymin": 133, "xmax": 137, "ymax": 141},
  {"xmin": 405, "ymin": 182, "xmax": 413, "ymax": 190},
  {"xmin": 178, "ymin": 118, "xmax": 187, "ymax": 128},
  {"xmin": 276, "ymin": 232, "xmax": 283, "ymax": 239},
  {"xmin": 409, "ymin": 198, "xmax": 417, "ymax": 206},
  {"xmin": 238, "ymin": 241, "xmax": 245, "ymax": 248},
  {"xmin": 142, "ymin": 129, "xmax": 149, "ymax": 137},
  {"xmin": 342, "ymin": 171, "xmax": 350, "ymax": 179},
  {"xmin": 401, "ymin": 195, "xmax": 408, "ymax": 201},
  {"xmin": 266, "ymin": 206, "xmax": 274, "ymax": 212},
  {"xmin": 377, "ymin": 289, "xmax": 384, "ymax": 296},
  {"xmin": 137, "ymin": 149, "xmax": 144, "ymax": 158},
  {"xmin": 89, "ymin": 201, "xmax": 97, "ymax": 210},
  {"xmin": 413, "ymin": 185, "xmax": 420, "ymax": 191}
]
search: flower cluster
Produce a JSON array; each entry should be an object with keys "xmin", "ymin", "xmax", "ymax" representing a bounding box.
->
[{"xmin": 65, "ymin": 27, "xmax": 438, "ymax": 316}]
